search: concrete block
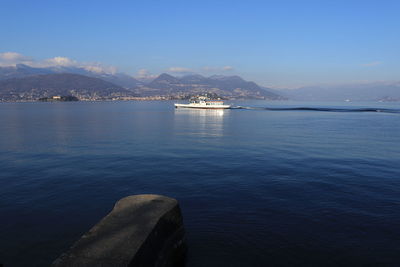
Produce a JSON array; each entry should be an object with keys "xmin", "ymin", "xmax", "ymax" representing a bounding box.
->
[{"xmin": 52, "ymin": 194, "xmax": 186, "ymax": 267}]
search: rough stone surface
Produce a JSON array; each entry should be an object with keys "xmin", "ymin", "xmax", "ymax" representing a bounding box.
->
[{"xmin": 52, "ymin": 194, "xmax": 186, "ymax": 267}]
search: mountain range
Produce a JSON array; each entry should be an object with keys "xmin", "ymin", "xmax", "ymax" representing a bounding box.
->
[
  {"xmin": 0, "ymin": 64, "xmax": 141, "ymax": 88},
  {"xmin": 0, "ymin": 65, "xmax": 282, "ymax": 101},
  {"xmin": 0, "ymin": 73, "xmax": 134, "ymax": 101},
  {"xmin": 2, "ymin": 64, "xmax": 398, "ymax": 102},
  {"xmin": 136, "ymin": 73, "xmax": 281, "ymax": 99}
]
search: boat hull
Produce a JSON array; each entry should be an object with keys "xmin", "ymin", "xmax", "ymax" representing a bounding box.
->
[{"xmin": 174, "ymin": 103, "xmax": 231, "ymax": 109}]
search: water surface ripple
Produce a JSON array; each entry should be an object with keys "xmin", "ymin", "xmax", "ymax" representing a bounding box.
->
[{"xmin": 0, "ymin": 101, "xmax": 399, "ymax": 266}]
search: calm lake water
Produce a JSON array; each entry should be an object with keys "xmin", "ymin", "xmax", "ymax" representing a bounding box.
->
[{"xmin": 1, "ymin": 100, "xmax": 399, "ymax": 266}]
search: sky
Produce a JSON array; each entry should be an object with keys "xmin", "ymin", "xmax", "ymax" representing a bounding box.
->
[{"xmin": 0, "ymin": 0, "xmax": 399, "ymax": 88}]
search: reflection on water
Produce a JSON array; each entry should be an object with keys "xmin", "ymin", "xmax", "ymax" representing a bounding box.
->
[{"xmin": 174, "ymin": 108, "xmax": 229, "ymax": 137}]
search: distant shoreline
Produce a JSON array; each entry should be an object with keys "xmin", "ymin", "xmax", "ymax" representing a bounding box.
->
[
  {"xmin": 1, "ymin": 97, "xmax": 398, "ymax": 103},
  {"xmin": 0, "ymin": 96, "xmax": 282, "ymax": 103}
]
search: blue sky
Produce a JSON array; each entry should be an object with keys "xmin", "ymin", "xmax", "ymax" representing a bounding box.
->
[{"xmin": 1, "ymin": 0, "xmax": 399, "ymax": 87}]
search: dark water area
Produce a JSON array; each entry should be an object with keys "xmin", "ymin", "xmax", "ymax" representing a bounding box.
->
[
  {"xmin": 234, "ymin": 105, "xmax": 400, "ymax": 114},
  {"xmin": 0, "ymin": 100, "xmax": 399, "ymax": 266}
]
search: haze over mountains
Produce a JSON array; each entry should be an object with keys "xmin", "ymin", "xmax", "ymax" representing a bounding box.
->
[
  {"xmin": 0, "ymin": 64, "xmax": 141, "ymax": 88},
  {"xmin": 0, "ymin": 63, "xmax": 399, "ymax": 102},
  {"xmin": 278, "ymin": 82, "xmax": 400, "ymax": 102},
  {"xmin": 0, "ymin": 73, "xmax": 133, "ymax": 101},
  {"xmin": 136, "ymin": 73, "xmax": 280, "ymax": 99},
  {"xmin": 0, "ymin": 64, "xmax": 282, "ymax": 101}
]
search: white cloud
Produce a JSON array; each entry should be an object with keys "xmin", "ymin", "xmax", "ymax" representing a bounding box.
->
[
  {"xmin": 82, "ymin": 63, "xmax": 117, "ymax": 74},
  {"xmin": 44, "ymin": 56, "xmax": 76, "ymax": 67},
  {"xmin": 137, "ymin": 69, "xmax": 150, "ymax": 77},
  {"xmin": 136, "ymin": 68, "xmax": 158, "ymax": 79},
  {"xmin": 222, "ymin": 65, "xmax": 234, "ymax": 71},
  {"xmin": 42, "ymin": 57, "xmax": 117, "ymax": 74},
  {"xmin": 203, "ymin": 66, "xmax": 234, "ymax": 72},
  {"xmin": 167, "ymin": 67, "xmax": 192, "ymax": 73},
  {"xmin": 0, "ymin": 51, "xmax": 236, "ymax": 76},
  {"xmin": 0, "ymin": 51, "xmax": 118, "ymax": 74},
  {"xmin": 202, "ymin": 66, "xmax": 215, "ymax": 72},
  {"xmin": 0, "ymin": 52, "xmax": 34, "ymax": 66},
  {"xmin": 361, "ymin": 61, "xmax": 382, "ymax": 67},
  {"xmin": 0, "ymin": 52, "xmax": 30, "ymax": 61}
]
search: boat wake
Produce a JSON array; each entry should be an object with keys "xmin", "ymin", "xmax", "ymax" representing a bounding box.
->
[{"xmin": 232, "ymin": 106, "xmax": 400, "ymax": 114}]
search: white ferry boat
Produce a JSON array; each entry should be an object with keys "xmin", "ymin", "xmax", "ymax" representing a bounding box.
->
[{"xmin": 174, "ymin": 96, "xmax": 231, "ymax": 109}]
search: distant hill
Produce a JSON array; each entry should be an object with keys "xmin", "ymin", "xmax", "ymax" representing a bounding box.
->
[
  {"xmin": 0, "ymin": 64, "xmax": 140, "ymax": 89},
  {"xmin": 278, "ymin": 82, "xmax": 400, "ymax": 101},
  {"xmin": 93, "ymin": 72, "xmax": 141, "ymax": 89},
  {"xmin": 0, "ymin": 64, "xmax": 53, "ymax": 80},
  {"xmin": 139, "ymin": 73, "xmax": 282, "ymax": 99},
  {"xmin": 0, "ymin": 65, "xmax": 285, "ymax": 101},
  {"xmin": 148, "ymin": 73, "xmax": 181, "ymax": 89},
  {"xmin": 0, "ymin": 73, "xmax": 135, "ymax": 101}
]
